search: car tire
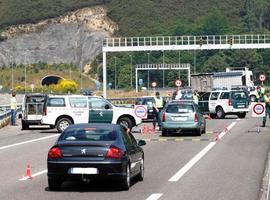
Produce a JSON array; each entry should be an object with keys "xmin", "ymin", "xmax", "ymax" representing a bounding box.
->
[
  {"xmin": 196, "ymin": 129, "xmax": 202, "ymax": 136},
  {"xmin": 216, "ymin": 107, "xmax": 225, "ymax": 119},
  {"xmin": 136, "ymin": 158, "xmax": 144, "ymax": 182},
  {"xmin": 21, "ymin": 121, "xmax": 29, "ymax": 130},
  {"xmin": 161, "ymin": 129, "xmax": 168, "ymax": 137},
  {"xmin": 121, "ymin": 164, "xmax": 130, "ymax": 191},
  {"xmin": 209, "ymin": 113, "xmax": 216, "ymax": 119},
  {"xmin": 202, "ymin": 121, "xmax": 206, "ymax": 134},
  {"xmin": 238, "ymin": 113, "xmax": 246, "ymax": 119},
  {"xmin": 118, "ymin": 117, "xmax": 133, "ymax": 129},
  {"xmin": 48, "ymin": 178, "xmax": 62, "ymax": 191},
  {"xmin": 56, "ymin": 117, "xmax": 72, "ymax": 133}
]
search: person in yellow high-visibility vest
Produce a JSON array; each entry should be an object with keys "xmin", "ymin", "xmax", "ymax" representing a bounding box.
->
[
  {"xmin": 10, "ymin": 90, "xmax": 17, "ymax": 126},
  {"xmin": 153, "ymin": 92, "xmax": 165, "ymax": 130}
]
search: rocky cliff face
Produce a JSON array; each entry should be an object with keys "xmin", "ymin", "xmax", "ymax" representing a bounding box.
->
[{"xmin": 0, "ymin": 6, "xmax": 118, "ymax": 68}]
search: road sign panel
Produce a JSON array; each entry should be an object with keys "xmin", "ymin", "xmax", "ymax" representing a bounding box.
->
[
  {"xmin": 251, "ymin": 102, "xmax": 266, "ymax": 117},
  {"xmin": 259, "ymin": 74, "xmax": 266, "ymax": 82},
  {"xmin": 175, "ymin": 79, "xmax": 182, "ymax": 87},
  {"xmin": 134, "ymin": 105, "xmax": 148, "ymax": 119}
]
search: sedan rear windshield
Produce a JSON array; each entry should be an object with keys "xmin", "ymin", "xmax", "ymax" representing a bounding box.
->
[
  {"xmin": 166, "ymin": 104, "xmax": 194, "ymax": 113},
  {"xmin": 231, "ymin": 91, "xmax": 248, "ymax": 100},
  {"xmin": 60, "ymin": 127, "xmax": 117, "ymax": 141}
]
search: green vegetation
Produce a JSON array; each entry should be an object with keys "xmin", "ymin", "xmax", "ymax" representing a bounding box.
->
[
  {"xmin": 0, "ymin": 63, "xmax": 95, "ymax": 92},
  {"xmin": 1, "ymin": 0, "xmax": 270, "ymax": 88}
]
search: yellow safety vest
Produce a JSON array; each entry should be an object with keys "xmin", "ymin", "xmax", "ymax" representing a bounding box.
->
[
  {"xmin": 192, "ymin": 94, "xmax": 199, "ymax": 104},
  {"xmin": 154, "ymin": 97, "xmax": 163, "ymax": 108},
  {"xmin": 10, "ymin": 97, "xmax": 17, "ymax": 110}
]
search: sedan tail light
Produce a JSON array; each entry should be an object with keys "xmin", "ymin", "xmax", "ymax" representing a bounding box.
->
[
  {"xmin": 106, "ymin": 146, "xmax": 124, "ymax": 159},
  {"xmin": 48, "ymin": 146, "xmax": 62, "ymax": 158},
  {"xmin": 194, "ymin": 114, "xmax": 199, "ymax": 122},
  {"xmin": 162, "ymin": 112, "xmax": 166, "ymax": 122},
  {"xmin": 228, "ymin": 99, "xmax": 232, "ymax": 106}
]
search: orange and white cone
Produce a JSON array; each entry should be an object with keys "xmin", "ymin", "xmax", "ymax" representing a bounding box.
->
[{"xmin": 24, "ymin": 164, "xmax": 32, "ymax": 179}]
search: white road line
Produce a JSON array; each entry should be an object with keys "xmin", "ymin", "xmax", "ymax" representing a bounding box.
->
[
  {"xmin": 19, "ymin": 169, "xmax": 47, "ymax": 181},
  {"xmin": 168, "ymin": 121, "xmax": 237, "ymax": 182},
  {"xmin": 146, "ymin": 193, "xmax": 163, "ymax": 200},
  {"xmin": 0, "ymin": 134, "xmax": 59, "ymax": 150},
  {"xmin": 218, "ymin": 121, "xmax": 237, "ymax": 140}
]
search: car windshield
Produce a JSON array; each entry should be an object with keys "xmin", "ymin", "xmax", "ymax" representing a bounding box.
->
[
  {"xmin": 60, "ymin": 127, "xmax": 117, "ymax": 141},
  {"xmin": 231, "ymin": 91, "xmax": 248, "ymax": 100},
  {"xmin": 166, "ymin": 104, "xmax": 194, "ymax": 113}
]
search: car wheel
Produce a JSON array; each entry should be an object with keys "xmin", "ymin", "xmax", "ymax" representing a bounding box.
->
[
  {"xmin": 56, "ymin": 117, "xmax": 72, "ymax": 133},
  {"xmin": 118, "ymin": 117, "xmax": 133, "ymax": 129},
  {"xmin": 216, "ymin": 107, "xmax": 225, "ymax": 119},
  {"xmin": 196, "ymin": 129, "xmax": 202, "ymax": 136},
  {"xmin": 237, "ymin": 113, "xmax": 246, "ymax": 119},
  {"xmin": 121, "ymin": 164, "xmax": 130, "ymax": 191},
  {"xmin": 136, "ymin": 158, "xmax": 144, "ymax": 181},
  {"xmin": 21, "ymin": 121, "xmax": 29, "ymax": 130},
  {"xmin": 209, "ymin": 113, "xmax": 216, "ymax": 119},
  {"xmin": 48, "ymin": 178, "xmax": 62, "ymax": 191},
  {"xmin": 161, "ymin": 129, "xmax": 168, "ymax": 137},
  {"xmin": 202, "ymin": 121, "xmax": 206, "ymax": 134}
]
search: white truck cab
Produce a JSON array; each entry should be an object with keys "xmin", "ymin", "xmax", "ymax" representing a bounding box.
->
[{"xmin": 41, "ymin": 95, "xmax": 142, "ymax": 132}]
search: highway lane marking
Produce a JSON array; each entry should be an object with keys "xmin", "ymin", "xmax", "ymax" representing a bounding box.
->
[
  {"xmin": 19, "ymin": 169, "xmax": 47, "ymax": 181},
  {"xmin": 0, "ymin": 134, "xmax": 59, "ymax": 150},
  {"xmin": 146, "ymin": 193, "xmax": 163, "ymax": 200},
  {"xmin": 168, "ymin": 121, "xmax": 237, "ymax": 182}
]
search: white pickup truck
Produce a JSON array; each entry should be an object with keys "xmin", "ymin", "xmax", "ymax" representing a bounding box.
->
[{"xmin": 41, "ymin": 95, "xmax": 142, "ymax": 132}]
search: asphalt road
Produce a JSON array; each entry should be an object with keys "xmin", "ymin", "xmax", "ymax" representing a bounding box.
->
[{"xmin": 0, "ymin": 114, "xmax": 269, "ymax": 200}]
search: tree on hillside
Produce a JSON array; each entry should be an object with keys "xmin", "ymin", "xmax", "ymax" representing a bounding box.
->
[
  {"xmin": 202, "ymin": 52, "xmax": 229, "ymax": 73},
  {"xmin": 201, "ymin": 9, "xmax": 229, "ymax": 35}
]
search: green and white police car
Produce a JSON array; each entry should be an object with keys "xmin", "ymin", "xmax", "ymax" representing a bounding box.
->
[{"xmin": 41, "ymin": 95, "xmax": 142, "ymax": 132}]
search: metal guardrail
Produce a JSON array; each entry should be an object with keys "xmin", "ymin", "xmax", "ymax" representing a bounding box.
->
[{"xmin": 0, "ymin": 104, "xmax": 22, "ymax": 122}]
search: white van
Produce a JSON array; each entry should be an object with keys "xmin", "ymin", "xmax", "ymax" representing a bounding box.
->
[
  {"xmin": 20, "ymin": 93, "xmax": 47, "ymax": 130},
  {"xmin": 41, "ymin": 95, "xmax": 142, "ymax": 132}
]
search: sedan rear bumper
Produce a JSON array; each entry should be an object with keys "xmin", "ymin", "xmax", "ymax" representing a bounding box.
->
[
  {"xmin": 47, "ymin": 160, "xmax": 127, "ymax": 181},
  {"xmin": 161, "ymin": 122, "xmax": 201, "ymax": 130}
]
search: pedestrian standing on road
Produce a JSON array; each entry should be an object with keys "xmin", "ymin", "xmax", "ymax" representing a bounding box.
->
[
  {"xmin": 262, "ymin": 92, "xmax": 270, "ymax": 127},
  {"xmin": 10, "ymin": 90, "xmax": 17, "ymax": 126},
  {"xmin": 192, "ymin": 90, "xmax": 199, "ymax": 104},
  {"xmin": 153, "ymin": 92, "xmax": 165, "ymax": 130}
]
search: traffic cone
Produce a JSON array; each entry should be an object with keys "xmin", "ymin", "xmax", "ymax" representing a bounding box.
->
[
  {"xmin": 24, "ymin": 164, "xmax": 32, "ymax": 179},
  {"xmin": 214, "ymin": 132, "xmax": 220, "ymax": 141},
  {"xmin": 224, "ymin": 127, "xmax": 230, "ymax": 133}
]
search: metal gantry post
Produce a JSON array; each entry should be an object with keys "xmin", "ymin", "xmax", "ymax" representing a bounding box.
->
[
  {"xmin": 102, "ymin": 52, "xmax": 107, "ymax": 98},
  {"xmin": 135, "ymin": 68, "xmax": 138, "ymax": 93}
]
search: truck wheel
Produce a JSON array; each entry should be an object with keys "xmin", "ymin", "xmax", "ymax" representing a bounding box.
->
[
  {"xmin": 216, "ymin": 107, "xmax": 225, "ymax": 119},
  {"xmin": 56, "ymin": 117, "xmax": 72, "ymax": 133},
  {"xmin": 237, "ymin": 113, "xmax": 246, "ymax": 119},
  {"xmin": 21, "ymin": 121, "xmax": 29, "ymax": 130},
  {"xmin": 118, "ymin": 117, "xmax": 133, "ymax": 129}
]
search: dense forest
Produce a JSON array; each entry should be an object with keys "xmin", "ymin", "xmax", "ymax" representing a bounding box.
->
[{"xmin": 1, "ymin": 0, "xmax": 270, "ymax": 88}]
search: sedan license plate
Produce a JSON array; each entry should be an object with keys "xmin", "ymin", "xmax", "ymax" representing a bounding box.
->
[
  {"xmin": 69, "ymin": 167, "xmax": 98, "ymax": 175},
  {"xmin": 173, "ymin": 116, "xmax": 187, "ymax": 121}
]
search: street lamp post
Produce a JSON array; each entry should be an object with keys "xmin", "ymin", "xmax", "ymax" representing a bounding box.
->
[
  {"xmin": 114, "ymin": 56, "xmax": 117, "ymax": 90},
  {"xmin": 130, "ymin": 55, "xmax": 133, "ymax": 88},
  {"xmin": 147, "ymin": 53, "xmax": 150, "ymax": 90}
]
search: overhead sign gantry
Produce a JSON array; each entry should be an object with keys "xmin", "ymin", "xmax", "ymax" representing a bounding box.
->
[{"xmin": 102, "ymin": 34, "xmax": 270, "ymax": 98}]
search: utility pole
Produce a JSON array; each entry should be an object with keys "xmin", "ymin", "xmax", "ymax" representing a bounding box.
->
[
  {"xmin": 147, "ymin": 52, "xmax": 150, "ymax": 91},
  {"xmin": 114, "ymin": 56, "xmax": 117, "ymax": 90},
  {"xmin": 162, "ymin": 50, "xmax": 165, "ymax": 88}
]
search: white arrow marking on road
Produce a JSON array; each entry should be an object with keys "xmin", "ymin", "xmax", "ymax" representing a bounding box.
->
[
  {"xmin": 146, "ymin": 193, "xmax": 163, "ymax": 200},
  {"xmin": 0, "ymin": 134, "xmax": 59, "ymax": 150},
  {"xmin": 19, "ymin": 170, "xmax": 48, "ymax": 181},
  {"xmin": 168, "ymin": 121, "xmax": 237, "ymax": 182}
]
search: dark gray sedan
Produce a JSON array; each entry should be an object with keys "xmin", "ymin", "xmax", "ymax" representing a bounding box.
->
[{"xmin": 47, "ymin": 123, "xmax": 146, "ymax": 191}]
